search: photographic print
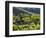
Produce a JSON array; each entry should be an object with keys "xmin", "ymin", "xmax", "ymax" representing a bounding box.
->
[
  {"xmin": 5, "ymin": 1, "xmax": 45, "ymax": 37},
  {"xmin": 13, "ymin": 7, "xmax": 40, "ymax": 31}
]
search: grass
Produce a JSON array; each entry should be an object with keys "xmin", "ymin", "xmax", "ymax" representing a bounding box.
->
[
  {"xmin": 13, "ymin": 13, "xmax": 40, "ymax": 31},
  {"xmin": 13, "ymin": 23, "xmax": 40, "ymax": 31}
]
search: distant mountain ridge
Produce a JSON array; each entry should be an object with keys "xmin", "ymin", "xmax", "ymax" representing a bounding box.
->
[
  {"xmin": 21, "ymin": 7, "xmax": 40, "ymax": 14},
  {"xmin": 13, "ymin": 7, "xmax": 40, "ymax": 16}
]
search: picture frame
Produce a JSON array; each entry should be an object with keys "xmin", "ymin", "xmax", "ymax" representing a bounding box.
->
[{"xmin": 5, "ymin": 1, "xmax": 45, "ymax": 37}]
